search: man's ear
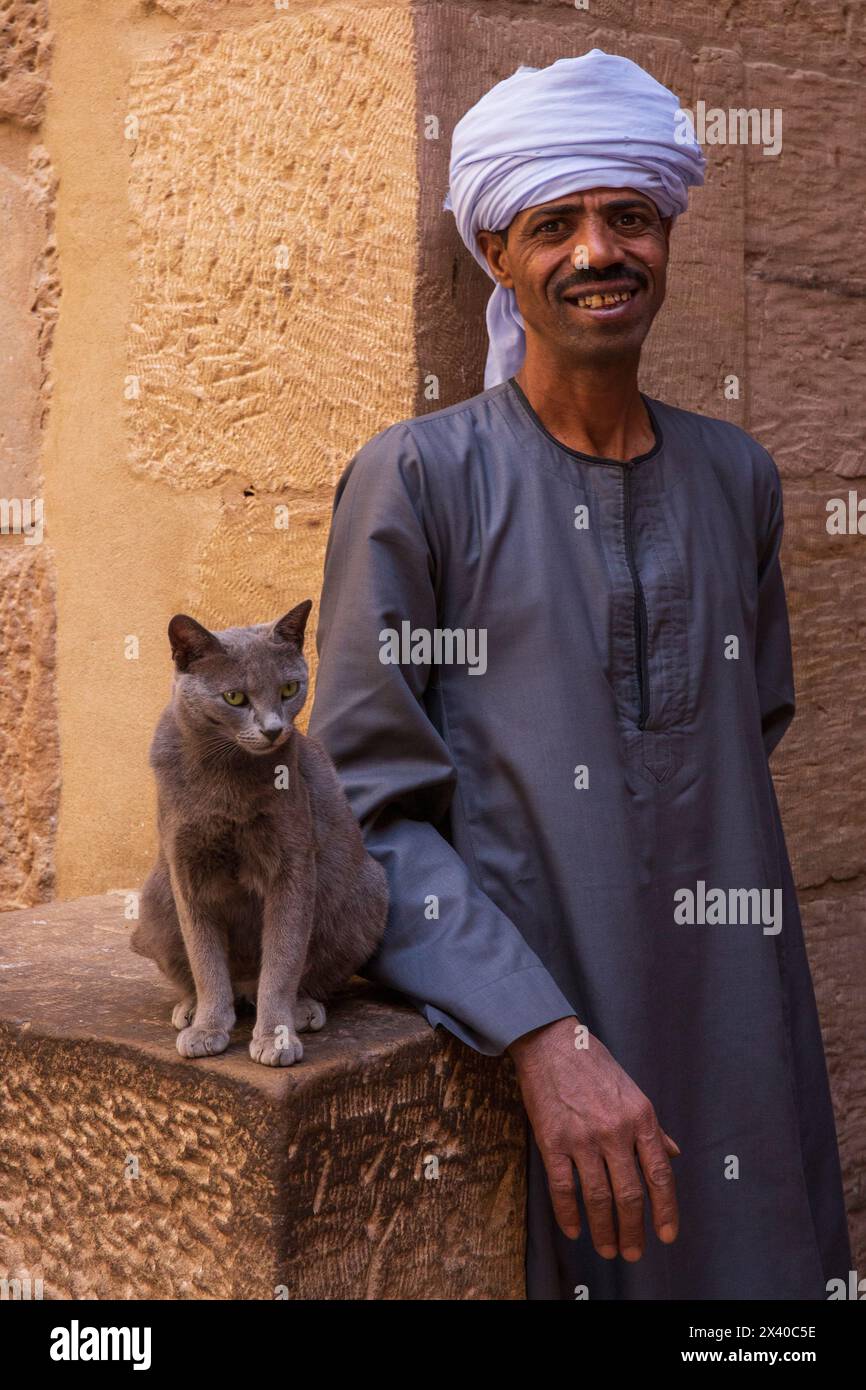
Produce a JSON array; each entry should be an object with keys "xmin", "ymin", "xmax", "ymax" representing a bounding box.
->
[
  {"xmin": 168, "ymin": 614, "xmax": 224, "ymax": 672},
  {"xmin": 475, "ymin": 227, "xmax": 513, "ymax": 287},
  {"xmin": 272, "ymin": 599, "xmax": 313, "ymax": 651}
]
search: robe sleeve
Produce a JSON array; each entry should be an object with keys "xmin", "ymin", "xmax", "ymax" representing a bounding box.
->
[
  {"xmin": 308, "ymin": 425, "xmax": 576, "ymax": 1056},
  {"xmin": 754, "ymin": 454, "xmax": 796, "ymax": 760}
]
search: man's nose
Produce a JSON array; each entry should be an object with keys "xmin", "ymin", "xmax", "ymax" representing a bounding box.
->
[{"xmin": 572, "ymin": 217, "xmax": 622, "ymax": 271}]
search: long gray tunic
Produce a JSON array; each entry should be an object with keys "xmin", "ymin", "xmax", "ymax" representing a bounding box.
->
[{"xmin": 308, "ymin": 376, "xmax": 851, "ymax": 1300}]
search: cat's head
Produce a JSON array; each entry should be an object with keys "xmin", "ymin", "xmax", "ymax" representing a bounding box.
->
[{"xmin": 167, "ymin": 600, "xmax": 313, "ymax": 756}]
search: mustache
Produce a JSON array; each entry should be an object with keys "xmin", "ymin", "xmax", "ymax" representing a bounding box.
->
[{"xmin": 558, "ymin": 266, "xmax": 647, "ymax": 296}]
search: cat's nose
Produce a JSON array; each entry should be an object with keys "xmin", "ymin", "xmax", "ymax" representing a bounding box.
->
[{"xmin": 260, "ymin": 724, "xmax": 283, "ymax": 743}]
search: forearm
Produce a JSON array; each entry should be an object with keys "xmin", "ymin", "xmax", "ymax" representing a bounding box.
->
[{"xmin": 360, "ymin": 815, "xmax": 577, "ymax": 1056}]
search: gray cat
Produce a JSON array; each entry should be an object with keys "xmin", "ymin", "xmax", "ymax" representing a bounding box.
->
[{"xmin": 131, "ymin": 600, "xmax": 388, "ymax": 1067}]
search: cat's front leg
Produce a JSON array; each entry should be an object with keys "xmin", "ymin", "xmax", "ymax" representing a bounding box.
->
[
  {"xmin": 250, "ymin": 861, "xmax": 315, "ymax": 1067},
  {"xmin": 168, "ymin": 858, "xmax": 236, "ymax": 1058}
]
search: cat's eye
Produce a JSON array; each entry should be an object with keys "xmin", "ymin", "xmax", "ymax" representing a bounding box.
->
[
  {"xmin": 280, "ymin": 680, "xmax": 300, "ymax": 699},
  {"xmin": 222, "ymin": 690, "xmax": 248, "ymax": 706}
]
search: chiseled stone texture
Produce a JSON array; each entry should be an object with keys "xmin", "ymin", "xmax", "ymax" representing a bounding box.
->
[
  {"xmin": 0, "ymin": 545, "xmax": 59, "ymax": 909},
  {"xmin": 0, "ymin": 0, "xmax": 59, "ymax": 906},
  {"xmin": 0, "ymin": 144, "xmax": 58, "ymax": 497},
  {"xmin": 744, "ymin": 62, "xmax": 865, "ymax": 287},
  {"xmin": 126, "ymin": 6, "xmax": 417, "ymax": 495},
  {"xmin": 0, "ymin": 0, "xmax": 52, "ymax": 127},
  {"xmin": 746, "ymin": 276, "xmax": 864, "ymax": 481},
  {"xmin": 0, "ymin": 895, "xmax": 526, "ymax": 1299},
  {"xmin": 800, "ymin": 888, "xmax": 866, "ymax": 1269},
  {"xmin": 770, "ymin": 479, "xmax": 866, "ymax": 891},
  {"xmin": 631, "ymin": 0, "xmax": 866, "ymax": 76},
  {"xmin": 148, "ymin": 0, "xmax": 264, "ymax": 18}
]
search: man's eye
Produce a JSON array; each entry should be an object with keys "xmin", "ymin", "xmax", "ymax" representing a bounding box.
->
[
  {"xmin": 536, "ymin": 219, "xmax": 565, "ymax": 235},
  {"xmin": 616, "ymin": 214, "xmax": 646, "ymax": 229}
]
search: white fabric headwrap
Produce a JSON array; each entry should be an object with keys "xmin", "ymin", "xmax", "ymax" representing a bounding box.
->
[{"xmin": 443, "ymin": 49, "xmax": 706, "ymax": 388}]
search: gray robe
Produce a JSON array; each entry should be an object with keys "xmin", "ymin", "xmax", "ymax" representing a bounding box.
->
[{"xmin": 308, "ymin": 376, "xmax": 851, "ymax": 1300}]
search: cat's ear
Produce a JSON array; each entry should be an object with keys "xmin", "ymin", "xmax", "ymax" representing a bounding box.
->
[
  {"xmin": 272, "ymin": 599, "xmax": 313, "ymax": 651},
  {"xmin": 168, "ymin": 614, "xmax": 224, "ymax": 672}
]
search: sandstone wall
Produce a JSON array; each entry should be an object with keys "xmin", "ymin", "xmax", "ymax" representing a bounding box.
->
[
  {"xmin": 0, "ymin": 0, "xmax": 863, "ymax": 1267},
  {"xmin": 0, "ymin": 1, "xmax": 59, "ymax": 909}
]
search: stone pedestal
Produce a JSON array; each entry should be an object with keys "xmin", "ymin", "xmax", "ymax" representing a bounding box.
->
[{"xmin": 0, "ymin": 894, "xmax": 526, "ymax": 1299}]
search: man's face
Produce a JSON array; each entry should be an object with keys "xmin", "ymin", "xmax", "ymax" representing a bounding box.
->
[{"xmin": 475, "ymin": 187, "xmax": 672, "ymax": 367}]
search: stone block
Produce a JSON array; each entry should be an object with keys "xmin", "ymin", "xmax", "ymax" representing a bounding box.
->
[
  {"xmin": 799, "ymin": 889, "xmax": 866, "ymax": 1269},
  {"xmin": 126, "ymin": 6, "xmax": 417, "ymax": 494},
  {"xmin": 0, "ymin": 544, "xmax": 59, "ymax": 909},
  {"xmin": 771, "ymin": 478, "xmax": 866, "ymax": 889},
  {"xmin": 632, "ymin": 0, "xmax": 866, "ymax": 76},
  {"xmin": 746, "ymin": 277, "xmax": 865, "ymax": 480},
  {"xmin": 0, "ymin": 0, "xmax": 52, "ymax": 128},
  {"xmin": 0, "ymin": 145, "xmax": 57, "ymax": 499},
  {"xmin": 744, "ymin": 63, "xmax": 865, "ymax": 286},
  {"xmin": 0, "ymin": 894, "xmax": 526, "ymax": 1299}
]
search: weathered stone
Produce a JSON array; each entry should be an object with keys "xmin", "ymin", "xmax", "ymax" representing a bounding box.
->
[
  {"xmin": 771, "ymin": 478, "xmax": 866, "ymax": 890},
  {"xmin": 0, "ymin": 544, "xmax": 59, "ymax": 909},
  {"xmin": 632, "ymin": 0, "xmax": 866, "ymax": 77},
  {"xmin": 126, "ymin": 6, "xmax": 417, "ymax": 494},
  {"xmin": 799, "ymin": 888, "xmax": 866, "ymax": 1269},
  {"xmin": 0, "ymin": 0, "xmax": 53, "ymax": 128},
  {"xmin": 0, "ymin": 144, "xmax": 58, "ymax": 497},
  {"xmin": 744, "ymin": 63, "xmax": 865, "ymax": 287},
  {"xmin": 146, "ymin": 0, "xmax": 264, "ymax": 19},
  {"xmin": 639, "ymin": 44, "xmax": 745, "ymax": 422},
  {"xmin": 746, "ymin": 276, "xmax": 865, "ymax": 480},
  {"xmin": 0, "ymin": 894, "xmax": 526, "ymax": 1299}
]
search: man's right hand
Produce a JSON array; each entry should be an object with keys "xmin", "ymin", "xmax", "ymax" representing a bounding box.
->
[{"xmin": 508, "ymin": 1015, "xmax": 680, "ymax": 1261}]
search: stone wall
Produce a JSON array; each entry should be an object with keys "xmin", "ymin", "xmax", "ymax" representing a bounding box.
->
[
  {"xmin": 0, "ymin": 0, "xmax": 59, "ymax": 909},
  {"xmin": 0, "ymin": 0, "xmax": 863, "ymax": 1267}
]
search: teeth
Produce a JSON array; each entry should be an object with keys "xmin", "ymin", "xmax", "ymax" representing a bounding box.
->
[{"xmin": 573, "ymin": 289, "xmax": 634, "ymax": 309}]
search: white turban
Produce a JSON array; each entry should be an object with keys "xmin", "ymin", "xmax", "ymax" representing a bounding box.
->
[{"xmin": 443, "ymin": 49, "xmax": 706, "ymax": 388}]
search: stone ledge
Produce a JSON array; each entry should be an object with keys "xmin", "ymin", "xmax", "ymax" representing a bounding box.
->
[{"xmin": 0, "ymin": 895, "xmax": 526, "ymax": 1299}]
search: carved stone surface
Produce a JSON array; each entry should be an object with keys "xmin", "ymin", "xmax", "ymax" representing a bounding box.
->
[
  {"xmin": 0, "ymin": 0, "xmax": 58, "ymax": 910},
  {"xmin": 0, "ymin": 145, "xmax": 57, "ymax": 496},
  {"xmin": 0, "ymin": 0, "xmax": 52, "ymax": 128},
  {"xmin": 0, "ymin": 893, "xmax": 527, "ymax": 1299},
  {"xmin": 0, "ymin": 545, "xmax": 59, "ymax": 910},
  {"xmin": 771, "ymin": 480, "xmax": 866, "ymax": 891},
  {"xmin": 125, "ymin": 6, "xmax": 417, "ymax": 495},
  {"xmin": 798, "ymin": 889, "xmax": 866, "ymax": 1267}
]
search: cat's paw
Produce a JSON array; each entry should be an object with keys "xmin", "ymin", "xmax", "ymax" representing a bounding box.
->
[
  {"xmin": 171, "ymin": 997, "xmax": 196, "ymax": 1030},
  {"xmin": 249, "ymin": 1028, "xmax": 304, "ymax": 1067},
  {"xmin": 176, "ymin": 1025, "xmax": 231, "ymax": 1058},
  {"xmin": 294, "ymin": 996, "xmax": 326, "ymax": 1032}
]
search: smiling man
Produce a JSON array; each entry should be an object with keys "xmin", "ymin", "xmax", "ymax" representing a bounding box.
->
[{"xmin": 308, "ymin": 50, "xmax": 851, "ymax": 1299}]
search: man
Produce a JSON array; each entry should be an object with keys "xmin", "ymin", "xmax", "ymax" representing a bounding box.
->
[{"xmin": 308, "ymin": 49, "xmax": 851, "ymax": 1299}]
